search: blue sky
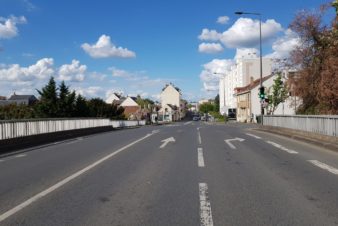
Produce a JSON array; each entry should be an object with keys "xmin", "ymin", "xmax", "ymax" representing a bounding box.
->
[{"xmin": 0, "ymin": 0, "xmax": 333, "ymax": 102}]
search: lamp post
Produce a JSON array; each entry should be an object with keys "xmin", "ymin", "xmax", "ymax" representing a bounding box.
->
[{"xmin": 235, "ymin": 11, "xmax": 264, "ymax": 118}]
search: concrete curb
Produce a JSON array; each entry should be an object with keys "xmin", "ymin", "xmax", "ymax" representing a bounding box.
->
[{"xmin": 253, "ymin": 126, "xmax": 338, "ymax": 152}]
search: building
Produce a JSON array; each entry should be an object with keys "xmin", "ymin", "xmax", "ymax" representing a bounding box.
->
[
  {"xmin": 160, "ymin": 83, "xmax": 185, "ymax": 121},
  {"xmin": 120, "ymin": 96, "xmax": 141, "ymax": 120},
  {"xmin": 0, "ymin": 93, "xmax": 37, "ymax": 106},
  {"xmin": 219, "ymin": 57, "xmax": 272, "ymax": 115},
  {"xmin": 235, "ymin": 73, "xmax": 298, "ymax": 123},
  {"xmin": 105, "ymin": 92, "xmax": 121, "ymax": 104}
]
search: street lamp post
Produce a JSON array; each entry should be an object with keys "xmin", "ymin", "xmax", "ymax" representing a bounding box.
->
[{"xmin": 235, "ymin": 11, "xmax": 264, "ymax": 118}]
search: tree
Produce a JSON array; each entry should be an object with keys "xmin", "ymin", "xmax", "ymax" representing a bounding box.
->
[
  {"xmin": 199, "ymin": 102, "xmax": 214, "ymax": 113},
  {"xmin": 58, "ymin": 81, "xmax": 76, "ymax": 117},
  {"xmin": 74, "ymin": 94, "xmax": 89, "ymax": 117},
  {"xmin": 35, "ymin": 77, "xmax": 58, "ymax": 117},
  {"xmin": 266, "ymin": 73, "xmax": 289, "ymax": 115},
  {"xmin": 288, "ymin": 2, "xmax": 338, "ymax": 114}
]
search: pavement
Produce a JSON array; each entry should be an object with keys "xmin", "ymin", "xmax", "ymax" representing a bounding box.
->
[{"xmin": 0, "ymin": 121, "xmax": 338, "ymax": 225}]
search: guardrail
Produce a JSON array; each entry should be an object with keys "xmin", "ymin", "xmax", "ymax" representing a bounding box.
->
[
  {"xmin": 263, "ymin": 115, "xmax": 338, "ymax": 137},
  {"xmin": 0, "ymin": 118, "xmax": 146, "ymax": 140}
]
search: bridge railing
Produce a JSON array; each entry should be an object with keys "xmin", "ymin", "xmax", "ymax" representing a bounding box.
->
[
  {"xmin": 0, "ymin": 118, "xmax": 146, "ymax": 140},
  {"xmin": 263, "ymin": 115, "xmax": 338, "ymax": 137}
]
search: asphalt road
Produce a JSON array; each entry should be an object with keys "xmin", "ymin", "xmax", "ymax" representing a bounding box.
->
[{"xmin": 0, "ymin": 121, "xmax": 338, "ymax": 226}]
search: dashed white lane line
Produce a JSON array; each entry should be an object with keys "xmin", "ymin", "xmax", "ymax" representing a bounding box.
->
[
  {"xmin": 308, "ymin": 160, "xmax": 338, "ymax": 175},
  {"xmin": 0, "ymin": 132, "xmax": 156, "ymax": 223},
  {"xmin": 198, "ymin": 148, "xmax": 205, "ymax": 167},
  {"xmin": 199, "ymin": 183, "xmax": 214, "ymax": 226},
  {"xmin": 266, "ymin": 141, "xmax": 298, "ymax": 154},
  {"xmin": 245, "ymin": 133, "xmax": 262, "ymax": 139},
  {"xmin": 184, "ymin": 121, "xmax": 192, "ymax": 125},
  {"xmin": 15, "ymin": 154, "xmax": 27, "ymax": 158},
  {"xmin": 198, "ymin": 130, "xmax": 202, "ymax": 145}
]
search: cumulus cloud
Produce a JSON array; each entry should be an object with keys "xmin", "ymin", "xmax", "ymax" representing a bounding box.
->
[
  {"xmin": 266, "ymin": 29, "xmax": 300, "ymax": 59},
  {"xmin": 199, "ymin": 59, "xmax": 234, "ymax": 91},
  {"xmin": 234, "ymin": 48, "xmax": 259, "ymax": 59},
  {"xmin": 0, "ymin": 58, "xmax": 54, "ymax": 81},
  {"xmin": 0, "ymin": 15, "xmax": 27, "ymax": 39},
  {"xmin": 217, "ymin": 16, "xmax": 229, "ymax": 24},
  {"xmin": 220, "ymin": 18, "xmax": 282, "ymax": 48},
  {"xmin": 198, "ymin": 43, "xmax": 224, "ymax": 54},
  {"xmin": 74, "ymin": 86, "xmax": 104, "ymax": 98},
  {"xmin": 58, "ymin": 60, "xmax": 87, "ymax": 82},
  {"xmin": 198, "ymin": 29, "xmax": 222, "ymax": 41},
  {"xmin": 110, "ymin": 67, "xmax": 148, "ymax": 81},
  {"xmin": 81, "ymin": 35, "xmax": 136, "ymax": 58}
]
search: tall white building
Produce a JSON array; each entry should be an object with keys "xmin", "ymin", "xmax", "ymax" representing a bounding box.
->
[{"xmin": 219, "ymin": 57, "xmax": 272, "ymax": 115}]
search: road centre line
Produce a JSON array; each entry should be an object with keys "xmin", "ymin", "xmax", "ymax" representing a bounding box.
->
[
  {"xmin": 184, "ymin": 121, "xmax": 192, "ymax": 125},
  {"xmin": 308, "ymin": 160, "xmax": 338, "ymax": 175},
  {"xmin": 0, "ymin": 131, "xmax": 156, "ymax": 223},
  {"xmin": 245, "ymin": 133, "xmax": 262, "ymax": 139},
  {"xmin": 199, "ymin": 183, "xmax": 214, "ymax": 226},
  {"xmin": 198, "ymin": 148, "xmax": 205, "ymax": 167},
  {"xmin": 198, "ymin": 130, "xmax": 202, "ymax": 145},
  {"xmin": 266, "ymin": 141, "xmax": 298, "ymax": 154}
]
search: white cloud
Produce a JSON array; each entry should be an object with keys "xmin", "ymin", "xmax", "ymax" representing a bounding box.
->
[
  {"xmin": 199, "ymin": 59, "xmax": 234, "ymax": 91},
  {"xmin": 220, "ymin": 18, "xmax": 282, "ymax": 48},
  {"xmin": 198, "ymin": 43, "xmax": 224, "ymax": 54},
  {"xmin": 217, "ymin": 16, "xmax": 229, "ymax": 24},
  {"xmin": 74, "ymin": 86, "xmax": 104, "ymax": 98},
  {"xmin": 266, "ymin": 29, "xmax": 300, "ymax": 59},
  {"xmin": 0, "ymin": 16, "xmax": 27, "ymax": 39},
  {"xmin": 198, "ymin": 28, "xmax": 222, "ymax": 41},
  {"xmin": 110, "ymin": 67, "xmax": 148, "ymax": 81},
  {"xmin": 0, "ymin": 58, "xmax": 54, "ymax": 82},
  {"xmin": 234, "ymin": 48, "xmax": 258, "ymax": 59},
  {"xmin": 81, "ymin": 35, "xmax": 136, "ymax": 58},
  {"xmin": 58, "ymin": 59, "xmax": 87, "ymax": 82}
]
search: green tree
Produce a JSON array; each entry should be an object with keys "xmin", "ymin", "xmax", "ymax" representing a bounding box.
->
[
  {"xmin": 199, "ymin": 102, "xmax": 214, "ymax": 114},
  {"xmin": 58, "ymin": 81, "xmax": 76, "ymax": 117},
  {"xmin": 266, "ymin": 73, "xmax": 289, "ymax": 115},
  {"xmin": 74, "ymin": 94, "xmax": 89, "ymax": 117},
  {"xmin": 35, "ymin": 77, "xmax": 58, "ymax": 117}
]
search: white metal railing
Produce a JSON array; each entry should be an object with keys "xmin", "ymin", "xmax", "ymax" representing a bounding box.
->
[
  {"xmin": 0, "ymin": 119, "xmax": 146, "ymax": 140},
  {"xmin": 263, "ymin": 115, "xmax": 338, "ymax": 137}
]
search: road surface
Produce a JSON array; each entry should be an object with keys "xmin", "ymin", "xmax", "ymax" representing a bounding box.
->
[{"xmin": 0, "ymin": 122, "xmax": 338, "ymax": 225}]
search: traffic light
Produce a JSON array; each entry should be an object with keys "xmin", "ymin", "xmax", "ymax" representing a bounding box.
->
[{"xmin": 259, "ymin": 86, "xmax": 265, "ymax": 99}]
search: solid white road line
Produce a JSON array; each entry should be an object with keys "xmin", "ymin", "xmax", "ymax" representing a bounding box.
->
[
  {"xmin": 0, "ymin": 132, "xmax": 156, "ymax": 223},
  {"xmin": 266, "ymin": 141, "xmax": 298, "ymax": 154},
  {"xmin": 245, "ymin": 133, "xmax": 262, "ymax": 139},
  {"xmin": 184, "ymin": 121, "xmax": 192, "ymax": 125},
  {"xmin": 199, "ymin": 183, "xmax": 214, "ymax": 226},
  {"xmin": 308, "ymin": 160, "xmax": 338, "ymax": 175},
  {"xmin": 198, "ymin": 148, "xmax": 205, "ymax": 167}
]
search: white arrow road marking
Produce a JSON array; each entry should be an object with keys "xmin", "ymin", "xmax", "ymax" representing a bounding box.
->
[
  {"xmin": 245, "ymin": 133, "xmax": 262, "ymax": 139},
  {"xmin": 0, "ymin": 132, "xmax": 155, "ymax": 223},
  {"xmin": 159, "ymin": 137, "xmax": 175, "ymax": 149},
  {"xmin": 199, "ymin": 183, "xmax": 214, "ymax": 226},
  {"xmin": 308, "ymin": 160, "xmax": 338, "ymax": 175},
  {"xmin": 266, "ymin": 141, "xmax": 298, "ymax": 154},
  {"xmin": 198, "ymin": 148, "xmax": 205, "ymax": 167},
  {"xmin": 225, "ymin": 137, "xmax": 245, "ymax": 149}
]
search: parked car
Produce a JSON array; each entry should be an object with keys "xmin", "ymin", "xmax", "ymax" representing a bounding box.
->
[{"xmin": 193, "ymin": 116, "xmax": 200, "ymax": 121}]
